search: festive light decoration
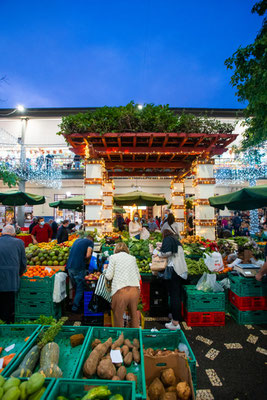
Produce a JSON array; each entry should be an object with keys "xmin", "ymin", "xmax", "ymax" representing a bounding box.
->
[
  {"xmin": 83, "ymin": 199, "xmax": 103, "ymax": 205},
  {"xmin": 171, "ymin": 192, "xmax": 186, "ymax": 197},
  {"xmin": 102, "ymin": 205, "xmax": 113, "ymax": 210},
  {"xmin": 84, "ymin": 219, "xmax": 104, "ymax": 226},
  {"xmin": 103, "ymin": 192, "xmax": 113, "ymax": 196},
  {"xmin": 194, "ymin": 219, "xmax": 217, "ymax": 226},
  {"xmin": 171, "ymin": 205, "xmax": 185, "ymax": 209},
  {"xmin": 192, "ymin": 178, "xmax": 216, "ymax": 186},
  {"xmin": 193, "ymin": 199, "xmax": 210, "ymax": 206},
  {"xmin": 84, "ymin": 178, "xmax": 103, "ymax": 185}
]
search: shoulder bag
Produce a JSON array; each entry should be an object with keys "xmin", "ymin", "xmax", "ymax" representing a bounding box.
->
[{"xmin": 95, "ymin": 272, "xmax": 112, "ymax": 303}]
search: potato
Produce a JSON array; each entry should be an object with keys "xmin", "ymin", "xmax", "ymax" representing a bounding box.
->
[
  {"xmin": 133, "ymin": 338, "xmax": 140, "ymax": 349},
  {"xmin": 124, "ymin": 339, "xmax": 133, "ymax": 349},
  {"xmin": 145, "ymin": 348, "xmax": 155, "ymax": 356},
  {"xmin": 112, "ymin": 376, "xmax": 120, "ymax": 381},
  {"xmin": 126, "ymin": 373, "xmax": 137, "ymax": 387},
  {"xmin": 166, "ymin": 386, "xmax": 176, "ymax": 393},
  {"xmin": 112, "ymin": 333, "xmax": 124, "ymax": 350},
  {"xmin": 121, "ymin": 345, "xmax": 129, "ymax": 357},
  {"xmin": 117, "ymin": 366, "xmax": 127, "ymax": 380},
  {"xmin": 91, "ymin": 338, "xmax": 101, "ymax": 349},
  {"xmin": 132, "ymin": 347, "xmax": 140, "ymax": 363},
  {"xmin": 97, "ymin": 359, "xmax": 116, "ymax": 380},
  {"xmin": 161, "ymin": 393, "xmax": 177, "ymax": 400},
  {"xmin": 176, "ymin": 382, "xmax": 191, "ymax": 400},
  {"xmin": 124, "ymin": 352, "xmax": 133, "ymax": 366},
  {"xmin": 161, "ymin": 369, "xmax": 176, "ymax": 387},
  {"xmin": 148, "ymin": 377, "xmax": 165, "ymax": 400}
]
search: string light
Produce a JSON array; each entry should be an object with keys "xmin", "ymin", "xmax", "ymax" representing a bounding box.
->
[
  {"xmin": 84, "ymin": 178, "xmax": 103, "ymax": 185},
  {"xmin": 193, "ymin": 199, "xmax": 210, "ymax": 206},
  {"xmin": 83, "ymin": 199, "xmax": 103, "ymax": 205},
  {"xmin": 194, "ymin": 219, "xmax": 217, "ymax": 226},
  {"xmin": 192, "ymin": 178, "xmax": 216, "ymax": 187}
]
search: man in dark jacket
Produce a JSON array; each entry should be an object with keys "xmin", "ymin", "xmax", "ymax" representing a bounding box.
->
[
  {"xmin": 29, "ymin": 217, "xmax": 38, "ymax": 234},
  {"xmin": 50, "ymin": 219, "xmax": 58, "ymax": 240},
  {"xmin": 57, "ymin": 220, "xmax": 69, "ymax": 244},
  {"xmin": 0, "ymin": 225, "xmax": 27, "ymax": 323}
]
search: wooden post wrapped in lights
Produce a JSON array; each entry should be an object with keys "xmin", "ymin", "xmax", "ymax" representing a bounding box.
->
[
  {"xmin": 84, "ymin": 159, "xmax": 105, "ymax": 232},
  {"xmin": 102, "ymin": 178, "xmax": 114, "ymax": 233},
  {"xmin": 171, "ymin": 179, "xmax": 186, "ymax": 235},
  {"xmin": 192, "ymin": 158, "xmax": 216, "ymax": 240}
]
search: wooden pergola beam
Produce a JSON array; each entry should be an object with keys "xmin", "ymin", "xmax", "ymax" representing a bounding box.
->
[
  {"xmin": 106, "ymin": 161, "xmax": 189, "ymax": 169},
  {"xmin": 108, "ymin": 171, "xmax": 178, "ymax": 177}
]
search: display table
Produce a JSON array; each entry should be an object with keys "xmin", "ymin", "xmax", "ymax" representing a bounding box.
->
[{"xmin": 16, "ymin": 234, "xmax": 32, "ymax": 247}]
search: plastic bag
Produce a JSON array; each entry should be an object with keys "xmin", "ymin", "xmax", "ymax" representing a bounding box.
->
[
  {"xmin": 89, "ymin": 253, "xmax": 98, "ymax": 272},
  {"xmin": 140, "ymin": 227, "xmax": 150, "ymax": 240},
  {"xmin": 204, "ymin": 252, "xmax": 224, "ymax": 272},
  {"xmin": 218, "ymin": 278, "xmax": 230, "ymax": 289},
  {"xmin": 196, "ymin": 272, "xmax": 224, "ymax": 293},
  {"xmin": 53, "ymin": 272, "xmax": 67, "ymax": 303}
]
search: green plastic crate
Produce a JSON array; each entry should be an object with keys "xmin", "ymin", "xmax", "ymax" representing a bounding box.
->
[
  {"xmin": 229, "ymin": 274, "xmax": 267, "ymax": 297},
  {"xmin": 142, "ymin": 329, "xmax": 197, "ymax": 393},
  {"xmin": 75, "ymin": 327, "xmax": 147, "ymax": 399},
  {"xmin": 101, "ymin": 245, "xmax": 114, "ymax": 256},
  {"xmin": 19, "ymin": 275, "xmax": 55, "ymax": 293},
  {"xmin": 183, "ymin": 285, "xmax": 225, "ymax": 312},
  {"xmin": 47, "ymin": 379, "xmax": 135, "ymax": 400},
  {"xmin": 229, "ymin": 302, "xmax": 267, "ymax": 325},
  {"xmin": 15, "ymin": 299, "xmax": 62, "ymax": 319},
  {"xmin": 0, "ymin": 324, "xmax": 41, "ymax": 376},
  {"xmin": 4, "ymin": 326, "xmax": 91, "ymax": 379},
  {"xmin": 17, "ymin": 288, "xmax": 50, "ymax": 301}
]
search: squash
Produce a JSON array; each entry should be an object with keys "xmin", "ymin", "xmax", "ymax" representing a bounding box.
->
[
  {"xmin": 39, "ymin": 364, "xmax": 63, "ymax": 379},
  {"xmin": 2, "ymin": 379, "xmax": 20, "ymax": 393},
  {"xmin": 40, "ymin": 343, "xmax": 59, "ymax": 368},
  {"xmin": 15, "ymin": 345, "xmax": 40, "ymax": 373},
  {"xmin": 2, "ymin": 387, "xmax": 20, "ymax": 400},
  {"xmin": 19, "ymin": 382, "xmax": 27, "ymax": 400},
  {"xmin": 0, "ymin": 376, "xmax": 5, "ymax": 387},
  {"xmin": 26, "ymin": 373, "xmax": 45, "ymax": 396},
  {"xmin": 0, "ymin": 387, "xmax": 4, "ymax": 400},
  {"xmin": 11, "ymin": 368, "xmax": 32, "ymax": 378},
  {"xmin": 28, "ymin": 387, "xmax": 46, "ymax": 400}
]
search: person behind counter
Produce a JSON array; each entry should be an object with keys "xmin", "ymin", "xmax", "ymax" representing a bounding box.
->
[{"xmin": 129, "ymin": 212, "xmax": 142, "ymax": 239}]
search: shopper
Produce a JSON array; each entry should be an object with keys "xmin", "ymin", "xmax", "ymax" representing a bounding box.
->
[
  {"xmin": 31, "ymin": 217, "xmax": 52, "ymax": 244},
  {"xmin": 105, "ymin": 242, "xmax": 140, "ymax": 328},
  {"xmin": 161, "ymin": 213, "xmax": 180, "ymax": 238},
  {"xmin": 158, "ymin": 228, "xmax": 188, "ymax": 330},
  {"xmin": 232, "ymin": 211, "xmax": 242, "ymax": 236},
  {"xmin": 29, "ymin": 217, "xmax": 38, "ymax": 234},
  {"xmin": 129, "ymin": 212, "xmax": 142, "ymax": 239},
  {"xmin": 73, "ymin": 154, "xmax": 81, "ymax": 169},
  {"xmin": 57, "ymin": 220, "xmax": 69, "ymax": 244},
  {"xmin": 160, "ymin": 209, "xmax": 170, "ymax": 229},
  {"xmin": 187, "ymin": 210, "xmax": 194, "ymax": 235},
  {"xmin": 0, "ymin": 225, "xmax": 27, "ymax": 323},
  {"xmin": 114, "ymin": 213, "xmax": 125, "ymax": 232},
  {"xmin": 66, "ymin": 233, "xmax": 94, "ymax": 312},
  {"xmin": 50, "ymin": 219, "xmax": 58, "ymax": 239},
  {"xmin": 148, "ymin": 217, "xmax": 158, "ymax": 232},
  {"xmin": 221, "ymin": 217, "xmax": 229, "ymax": 230}
]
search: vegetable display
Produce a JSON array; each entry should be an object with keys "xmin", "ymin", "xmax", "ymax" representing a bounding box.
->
[
  {"xmin": 0, "ymin": 373, "xmax": 47, "ymax": 400},
  {"xmin": 82, "ymin": 334, "xmax": 139, "ymax": 384},
  {"xmin": 25, "ymin": 243, "xmax": 70, "ymax": 267},
  {"xmin": 54, "ymin": 385, "xmax": 125, "ymax": 400}
]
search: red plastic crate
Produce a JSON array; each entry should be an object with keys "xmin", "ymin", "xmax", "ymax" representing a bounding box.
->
[
  {"xmin": 184, "ymin": 308, "xmax": 225, "ymax": 326},
  {"xmin": 140, "ymin": 281, "xmax": 150, "ymax": 312},
  {"xmin": 229, "ymin": 290, "xmax": 267, "ymax": 311}
]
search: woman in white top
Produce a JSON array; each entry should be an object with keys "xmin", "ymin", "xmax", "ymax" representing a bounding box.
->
[
  {"xmin": 129, "ymin": 212, "xmax": 142, "ymax": 239},
  {"xmin": 105, "ymin": 242, "xmax": 141, "ymax": 328}
]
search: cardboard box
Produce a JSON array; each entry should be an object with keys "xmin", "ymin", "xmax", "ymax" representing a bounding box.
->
[{"xmin": 144, "ymin": 353, "xmax": 196, "ymax": 399}]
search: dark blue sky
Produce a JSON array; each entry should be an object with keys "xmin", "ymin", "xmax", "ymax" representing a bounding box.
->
[{"xmin": 0, "ymin": 0, "xmax": 263, "ymax": 109}]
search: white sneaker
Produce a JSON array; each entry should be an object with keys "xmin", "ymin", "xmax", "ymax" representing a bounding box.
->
[{"xmin": 165, "ymin": 321, "xmax": 181, "ymax": 330}]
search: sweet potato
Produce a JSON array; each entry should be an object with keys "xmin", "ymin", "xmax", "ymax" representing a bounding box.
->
[
  {"xmin": 112, "ymin": 376, "xmax": 120, "ymax": 381},
  {"xmin": 132, "ymin": 347, "xmax": 140, "ymax": 363},
  {"xmin": 121, "ymin": 345, "xmax": 129, "ymax": 357},
  {"xmin": 97, "ymin": 358, "xmax": 116, "ymax": 380},
  {"xmin": 91, "ymin": 339, "xmax": 102, "ymax": 349},
  {"xmin": 144, "ymin": 348, "xmax": 155, "ymax": 356},
  {"xmin": 112, "ymin": 333, "xmax": 124, "ymax": 349},
  {"xmin": 148, "ymin": 377, "xmax": 165, "ymax": 400},
  {"xmin": 166, "ymin": 386, "xmax": 176, "ymax": 393},
  {"xmin": 124, "ymin": 339, "xmax": 133, "ymax": 349},
  {"xmin": 117, "ymin": 366, "xmax": 127, "ymax": 380},
  {"xmin": 123, "ymin": 352, "xmax": 133, "ymax": 366},
  {"xmin": 161, "ymin": 368, "xmax": 176, "ymax": 387},
  {"xmin": 126, "ymin": 373, "xmax": 137, "ymax": 387},
  {"xmin": 161, "ymin": 393, "xmax": 177, "ymax": 400},
  {"xmin": 176, "ymin": 382, "xmax": 191, "ymax": 400},
  {"xmin": 70, "ymin": 334, "xmax": 84, "ymax": 348},
  {"xmin": 133, "ymin": 338, "xmax": 140, "ymax": 349},
  {"xmin": 83, "ymin": 337, "xmax": 112, "ymax": 377}
]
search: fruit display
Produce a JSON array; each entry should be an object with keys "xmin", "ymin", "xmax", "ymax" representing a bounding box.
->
[
  {"xmin": 84, "ymin": 272, "xmax": 101, "ymax": 281},
  {"xmin": 0, "ymin": 373, "xmax": 48, "ymax": 400},
  {"xmin": 137, "ymin": 258, "xmax": 152, "ymax": 274},
  {"xmin": 26, "ymin": 243, "xmax": 70, "ymax": 266},
  {"xmin": 23, "ymin": 266, "xmax": 56, "ymax": 278}
]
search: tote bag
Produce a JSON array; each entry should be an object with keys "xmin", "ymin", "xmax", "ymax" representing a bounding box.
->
[
  {"xmin": 95, "ymin": 273, "xmax": 112, "ymax": 303},
  {"xmin": 151, "ymin": 255, "xmax": 168, "ymax": 271}
]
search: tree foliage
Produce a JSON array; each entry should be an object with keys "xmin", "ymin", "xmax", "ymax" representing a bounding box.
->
[
  {"xmin": 0, "ymin": 163, "xmax": 19, "ymax": 187},
  {"xmin": 225, "ymin": 1, "xmax": 267, "ymax": 149},
  {"xmin": 58, "ymin": 102, "xmax": 235, "ymax": 136}
]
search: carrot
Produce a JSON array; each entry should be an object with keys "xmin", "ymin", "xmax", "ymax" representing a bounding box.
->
[
  {"xmin": 3, "ymin": 353, "xmax": 16, "ymax": 367},
  {"xmin": 0, "ymin": 347, "xmax": 3, "ymax": 355},
  {"xmin": 24, "ymin": 336, "xmax": 30, "ymax": 342}
]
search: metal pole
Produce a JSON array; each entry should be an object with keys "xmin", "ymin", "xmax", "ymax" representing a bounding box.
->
[{"xmin": 17, "ymin": 118, "xmax": 28, "ymax": 227}]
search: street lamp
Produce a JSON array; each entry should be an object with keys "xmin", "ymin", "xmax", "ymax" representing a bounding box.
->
[{"xmin": 0, "ymin": 104, "xmax": 26, "ymax": 116}]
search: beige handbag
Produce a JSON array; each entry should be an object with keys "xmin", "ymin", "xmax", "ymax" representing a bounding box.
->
[{"xmin": 151, "ymin": 255, "xmax": 168, "ymax": 271}]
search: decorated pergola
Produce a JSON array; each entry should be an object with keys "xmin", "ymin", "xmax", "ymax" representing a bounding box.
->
[{"xmin": 63, "ymin": 130, "xmax": 237, "ymax": 239}]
